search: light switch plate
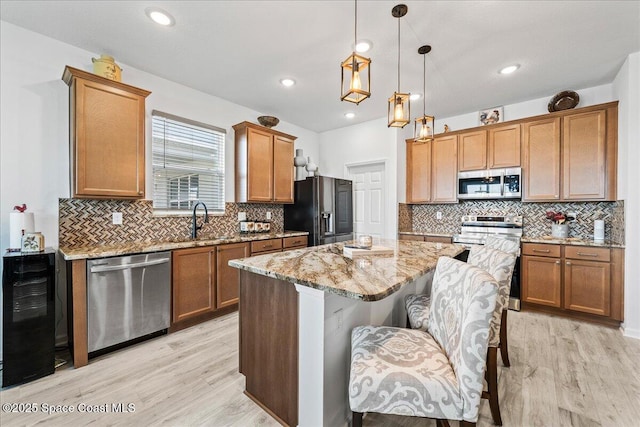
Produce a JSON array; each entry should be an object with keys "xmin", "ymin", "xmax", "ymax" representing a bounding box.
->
[
  {"xmin": 112, "ymin": 212, "xmax": 123, "ymax": 225},
  {"xmin": 266, "ymin": 211, "xmax": 272, "ymax": 220},
  {"xmin": 436, "ymin": 211, "xmax": 442, "ymax": 220},
  {"xmin": 238, "ymin": 212, "xmax": 247, "ymax": 221}
]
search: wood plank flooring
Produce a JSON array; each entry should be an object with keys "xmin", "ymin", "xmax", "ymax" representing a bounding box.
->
[{"xmin": 1, "ymin": 310, "xmax": 639, "ymax": 426}]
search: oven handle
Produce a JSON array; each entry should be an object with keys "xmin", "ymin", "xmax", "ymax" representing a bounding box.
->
[{"xmin": 90, "ymin": 258, "xmax": 169, "ymax": 273}]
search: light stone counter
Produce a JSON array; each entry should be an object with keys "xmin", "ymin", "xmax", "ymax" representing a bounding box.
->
[
  {"xmin": 521, "ymin": 236, "xmax": 625, "ymax": 248},
  {"xmin": 59, "ymin": 231, "xmax": 308, "ymax": 260},
  {"xmin": 229, "ymin": 238, "xmax": 465, "ymax": 301}
]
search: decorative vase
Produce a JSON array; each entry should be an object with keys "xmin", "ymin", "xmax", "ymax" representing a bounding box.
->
[
  {"xmin": 92, "ymin": 54, "xmax": 122, "ymax": 82},
  {"xmin": 305, "ymin": 156, "xmax": 318, "ymax": 177},
  {"xmin": 294, "ymin": 149, "xmax": 307, "ymax": 181},
  {"xmin": 551, "ymin": 223, "xmax": 569, "ymax": 238}
]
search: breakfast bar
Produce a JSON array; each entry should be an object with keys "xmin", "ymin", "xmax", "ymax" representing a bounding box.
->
[{"xmin": 229, "ymin": 239, "xmax": 464, "ymax": 427}]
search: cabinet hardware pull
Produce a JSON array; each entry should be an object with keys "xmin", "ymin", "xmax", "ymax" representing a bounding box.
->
[
  {"xmin": 533, "ymin": 249, "xmax": 550, "ymax": 253},
  {"xmin": 577, "ymin": 252, "xmax": 599, "ymax": 257},
  {"xmin": 566, "ymin": 261, "xmax": 571, "ymax": 265},
  {"xmin": 264, "ymin": 245, "xmax": 273, "ymax": 248},
  {"xmin": 555, "ymin": 260, "xmax": 560, "ymax": 264}
]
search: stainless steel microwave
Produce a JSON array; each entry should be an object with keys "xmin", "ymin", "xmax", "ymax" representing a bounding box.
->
[{"xmin": 457, "ymin": 167, "xmax": 521, "ymax": 200}]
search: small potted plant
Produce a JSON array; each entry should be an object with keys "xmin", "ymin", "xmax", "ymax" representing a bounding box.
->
[{"xmin": 546, "ymin": 210, "xmax": 574, "ymax": 238}]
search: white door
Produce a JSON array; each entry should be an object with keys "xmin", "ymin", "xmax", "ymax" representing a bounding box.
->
[{"xmin": 347, "ymin": 162, "xmax": 385, "ymax": 241}]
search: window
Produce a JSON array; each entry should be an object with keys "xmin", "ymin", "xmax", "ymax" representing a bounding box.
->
[{"xmin": 152, "ymin": 110, "xmax": 225, "ymax": 213}]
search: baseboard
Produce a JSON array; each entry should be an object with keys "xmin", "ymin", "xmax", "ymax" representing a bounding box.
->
[{"xmin": 621, "ymin": 325, "xmax": 640, "ymax": 340}]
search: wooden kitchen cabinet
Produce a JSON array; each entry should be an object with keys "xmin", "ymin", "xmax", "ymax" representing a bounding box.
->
[
  {"xmin": 62, "ymin": 66, "xmax": 150, "ymax": 199},
  {"xmin": 234, "ymin": 121, "xmax": 296, "ymax": 203},
  {"xmin": 216, "ymin": 242, "xmax": 250, "ymax": 308},
  {"xmin": 405, "ymin": 134, "xmax": 457, "ymax": 204},
  {"xmin": 398, "ymin": 234, "xmax": 452, "ymax": 243},
  {"xmin": 521, "ymin": 242, "xmax": 624, "ymax": 324},
  {"xmin": 250, "ymin": 238, "xmax": 283, "ymax": 255},
  {"xmin": 457, "ymin": 124, "xmax": 521, "ymax": 172},
  {"xmin": 522, "ymin": 103, "xmax": 617, "ymax": 202},
  {"xmin": 458, "ymin": 130, "xmax": 487, "ymax": 171},
  {"xmin": 283, "ymin": 236, "xmax": 308, "ymax": 250},
  {"xmin": 172, "ymin": 247, "xmax": 216, "ymax": 323}
]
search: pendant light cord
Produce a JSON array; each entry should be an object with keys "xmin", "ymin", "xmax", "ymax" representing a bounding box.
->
[
  {"xmin": 423, "ymin": 53, "xmax": 426, "ymax": 115},
  {"xmin": 397, "ymin": 16, "xmax": 401, "ymax": 92},
  {"xmin": 354, "ymin": 0, "xmax": 357, "ymax": 49}
]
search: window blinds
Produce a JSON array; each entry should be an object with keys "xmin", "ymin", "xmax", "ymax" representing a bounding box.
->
[{"xmin": 152, "ymin": 110, "xmax": 225, "ymax": 213}]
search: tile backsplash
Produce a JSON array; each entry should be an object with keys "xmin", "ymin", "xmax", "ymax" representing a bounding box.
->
[
  {"xmin": 401, "ymin": 200, "xmax": 624, "ymax": 244},
  {"xmin": 59, "ymin": 199, "xmax": 283, "ymax": 247}
]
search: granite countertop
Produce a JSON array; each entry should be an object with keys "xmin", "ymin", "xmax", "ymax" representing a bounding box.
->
[
  {"xmin": 229, "ymin": 239, "xmax": 465, "ymax": 302},
  {"xmin": 59, "ymin": 231, "xmax": 309, "ymax": 260},
  {"xmin": 521, "ymin": 236, "xmax": 625, "ymax": 248},
  {"xmin": 398, "ymin": 231, "xmax": 454, "ymax": 238}
]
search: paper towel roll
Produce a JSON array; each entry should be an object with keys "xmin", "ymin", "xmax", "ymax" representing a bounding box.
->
[
  {"xmin": 594, "ymin": 219, "xmax": 605, "ymax": 242},
  {"xmin": 9, "ymin": 212, "xmax": 35, "ymax": 249}
]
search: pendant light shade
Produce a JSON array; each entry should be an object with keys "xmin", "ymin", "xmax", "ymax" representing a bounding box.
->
[
  {"xmin": 341, "ymin": 0, "xmax": 371, "ymax": 104},
  {"xmin": 388, "ymin": 4, "xmax": 410, "ymax": 128},
  {"xmin": 414, "ymin": 45, "xmax": 434, "ymax": 142}
]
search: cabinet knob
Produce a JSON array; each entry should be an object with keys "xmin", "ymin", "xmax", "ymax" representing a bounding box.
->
[
  {"xmin": 566, "ymin": 261, "xmax": 571, "ymax": 265},
  {"xmin": 554, "ymin": 195, "xmax": 559, "ymax": 198},
  {"xmin": 555, "ymin": 260, "xmax": 560, "ymax": 264},
  {"xmin": 138, "ymin": 191, "xmax": 143, "ymax": 195}
]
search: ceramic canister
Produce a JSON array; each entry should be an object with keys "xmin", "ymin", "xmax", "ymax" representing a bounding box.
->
[{"xmin": 92, "ymin": 54, "xmax": 122, "ymax": 82}]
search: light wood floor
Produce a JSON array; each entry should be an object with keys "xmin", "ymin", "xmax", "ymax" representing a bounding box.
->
[{"xmin": 1, "ymin": 310, "xmax": 639, "ymax": 426}]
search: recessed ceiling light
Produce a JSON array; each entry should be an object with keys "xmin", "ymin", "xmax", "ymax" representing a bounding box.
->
[
  {"xmin": 499, "ymin": 64, "xmax": 520, "ymax": 75},
  {"xmin": 410, "ymin": 93, "xmax": 422, "ymax": 101},
  {"xmin": 280, "ymin": 78, "xmax": 296, "ymax": 87},
  {"xmin": 344, "ymin": 112, "xmax": 356, "ymax": 119},
  {"xmin": 145, "ymin": 7, "xmax": 175, "ymax": 26},
  {"xmin": 354, "ymin": 40, "xmax": 373, "ymax": 53}
]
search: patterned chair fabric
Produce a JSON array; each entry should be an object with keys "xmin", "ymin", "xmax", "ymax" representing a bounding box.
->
[
  {"xmin": 405, "ymin": 293, "xmax": 430, "ymax": 331},
  {"xmin": 467, "ymin": 245, "xmax": 516, "ymax": 347},
  {"xmin": 349, "ymin": 257, "xmax": 498, "ymax": 422},
  {"xmin": 484, "ymin": 235, "xmax": 521, "ymax": 256}
]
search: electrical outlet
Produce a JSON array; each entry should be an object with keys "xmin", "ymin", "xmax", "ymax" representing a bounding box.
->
[
  {"xmin": 112, "ymin": 212, "xmax": 123, "ymax": 225},
  {"xmin": 436, "ymin": 211, "xmax": 443, "ymax": 220},
  {"xmin": 266, "ymin": 211, "xmax": 272, "ymax": 220},
  {"xmin": 238, "ymin": 212, "xmax": 247, "ymax": 221},
  {"xmin": 568, "ymin": 211, "xmax": 577, "ymax": 220}
]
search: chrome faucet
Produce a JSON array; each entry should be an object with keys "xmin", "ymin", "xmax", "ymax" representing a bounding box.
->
[{"xmin": 191, "ymin": 201, "xmax": 209, "ymax": 239}]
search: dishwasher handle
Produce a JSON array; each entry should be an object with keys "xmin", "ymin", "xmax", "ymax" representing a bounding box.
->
[{"xmin": 90, "ymin": 257, "xmax": 169, "ymax": 273}]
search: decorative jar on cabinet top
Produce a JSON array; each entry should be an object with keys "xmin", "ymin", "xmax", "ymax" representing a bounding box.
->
[{"xmin": 92, "ymin": 54, "xmax": 122, "ymax": 82}]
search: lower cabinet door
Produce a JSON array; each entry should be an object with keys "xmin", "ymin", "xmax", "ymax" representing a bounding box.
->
[
  {"xmin": 172, "ymin": 247, "xmax": 216, "ymax": 322},
  {"xmin": 522, "ymin": 255, "xmax": 562, "ymax": 308},
  {"xmin": 564, "ymin": 259, "xmax": 611, "ymax": 316},
  {"xmin": 216, "ymin": 242, "xmax": 250, "ymax": 308}
]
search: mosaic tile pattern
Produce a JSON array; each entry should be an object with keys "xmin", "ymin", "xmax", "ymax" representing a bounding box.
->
[
  {"xmin": 398, "ymin": 204, "xmax": 412, "ymax": 232},
  {"xmin": 411, "ymin": 200, "xmax": 622, "ymax": 244},
  {"xmin": 59, "ymin": 199, "xmax": 283, "ymax": 247}
]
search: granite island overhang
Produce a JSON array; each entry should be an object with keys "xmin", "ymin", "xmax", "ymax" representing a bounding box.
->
[{"xmin": 229, "ymin": 239, "xmax": 465, "ymax": 427}]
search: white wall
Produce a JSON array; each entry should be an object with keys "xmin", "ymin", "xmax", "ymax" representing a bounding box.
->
[
  {"xmin": 613, "ymin": 52, "xmax": 640, "ymax": 339},
  {"xmin": 318, "ymin": 118, "xmax": 400, "ymax": 239},
  {"xmin": 0, "ymin": 20, "xmax": 319, "ymax": 253}
]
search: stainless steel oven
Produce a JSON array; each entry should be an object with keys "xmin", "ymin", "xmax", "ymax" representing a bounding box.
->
[
  {"xmin": 453, "ymin": 215, "xmax": 522, "ymax": 310},
  {"xmin": 457, "ymin": 167, "xmax": 521, "ymax": 200}
]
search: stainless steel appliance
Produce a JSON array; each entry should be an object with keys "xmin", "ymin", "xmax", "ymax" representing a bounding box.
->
[
  {"xmin": 87, "ymin": 251, "xmax": 171, "ymax": 354},
  {"xmin": 457, "ymin": 167, "xmax": 521, "ymax": 200},
  {"xmin": 284, "ymin": 176, "xmax": 353, "ymax": 246},
  {"xmin": 453, "ymin": 215, "xmax": 522, "ymax": 310}
]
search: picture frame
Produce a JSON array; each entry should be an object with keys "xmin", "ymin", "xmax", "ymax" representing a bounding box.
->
[
  {"xmin": 479, "ymin": 106, "xmax": 503, "ymax": 126},
  {"xmin": 21, "ymin": 232, "xmax": 45, "ymax": 252}
]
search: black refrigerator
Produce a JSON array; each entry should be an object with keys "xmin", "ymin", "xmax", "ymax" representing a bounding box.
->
[{"xmin": 284, "ymin": 176, "xmax": 353, "ymax": 246}]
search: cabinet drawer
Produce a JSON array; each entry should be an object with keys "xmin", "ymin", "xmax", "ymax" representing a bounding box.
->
[
  {"xmin": 399, "ymin": 234, "xmax": 425, "ymax": 241},
  {"xmin": 251, "ymin": 238, "xmax": 282, "ymax": 254},
  {"xmin": 565, "ymin": 246, "xmax": 610, "ymax": 262},
  {"xmin": 425, "ymin": 236, "xmax": 452, "ymax": 244},
  {"xmin": 283, "ymin": 236, "xmax": 308, "ymax": 249},
  {"xmin": 522, "ymin": 243, "xmax": 560, "ymax": 257}
]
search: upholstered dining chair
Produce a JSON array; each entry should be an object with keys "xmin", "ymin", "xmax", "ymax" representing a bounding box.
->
[
  {"xmin": 405, "ymin": 245, "xmax": 517, "ymax": 425},
  {"xmin": 349, "ymin": 256, "xmax": 499, "ymax": 427}
]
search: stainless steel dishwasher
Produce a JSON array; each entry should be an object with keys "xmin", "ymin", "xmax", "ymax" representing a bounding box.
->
[{"xmin": 87, "ymin": 251, "xmax": 171, "ymax": 353}]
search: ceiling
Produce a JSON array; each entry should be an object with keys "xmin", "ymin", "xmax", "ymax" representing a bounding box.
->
[{"xmin": 1, "ymin": 1, "xmax": 639, "ymax": 133}]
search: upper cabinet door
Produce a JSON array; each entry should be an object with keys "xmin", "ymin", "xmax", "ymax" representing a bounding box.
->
[
  {"xmin": 562, "ymin": 110, "xmax": 606, "ymax": 200},
  {"xmin": 489, "ymin": 123, "xmax": 521, "ymax": 169},
  {"xmin": 406, "ymin": 140, "xmax": 431, "ymax": 203},
  {"xmin": 246, "ymin": 128, "xmax": 275, "ymax": 202},
  {"xmin": 431, "ymin": 135, "xmax": 458, "ymax": 203},
  {"xmin": 273, "ymin": 135, "xmax": 294, "ymax": 203},
  {"xmin": 64, "ymin": 66, "xmax": 149, "ymax": 199},
  {"xmin": 522, "ymin": 117, "xmax": 561, "ymax": 201},
  {"xmin": 458, "ymin": 130, "xmax": 487, "ymax": 171}
]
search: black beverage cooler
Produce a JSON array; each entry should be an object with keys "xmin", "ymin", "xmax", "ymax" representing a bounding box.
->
[{"xmin": 2, "ymin": 249, "xmax": 56, "ymax": 387}]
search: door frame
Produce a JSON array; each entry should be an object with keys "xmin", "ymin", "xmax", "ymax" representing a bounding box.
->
[{"xmin": 344, "ymin": 159, "xmax": 389, "ymax": 240}]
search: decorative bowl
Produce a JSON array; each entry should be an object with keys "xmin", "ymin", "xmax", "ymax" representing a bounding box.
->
[
  {"xmin": 548, "ymin": 90, "xmax": 579, "ymax": 112},
  {"xmin": 257, "ymin": 116, "xmax": 279, "ymax": 128}
]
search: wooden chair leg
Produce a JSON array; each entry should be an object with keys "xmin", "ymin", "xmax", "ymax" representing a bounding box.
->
[
  {"xmin": 460, "ymin": 421, "xmax": 476, "ymax": 427},
  {"xmin": 436, "ymin": 419, "xmax": 451, "ymax": 427},
  {"xmin": 485, "ymin": 347, "xmax": 503, "ymax": 426},
  {"xmin": 352, "ymin": 411, "xmax": 363, "ymax": 427},
  {"xmin": 499, "ymin": 309, "xmax": 510, "ymax": 367}
]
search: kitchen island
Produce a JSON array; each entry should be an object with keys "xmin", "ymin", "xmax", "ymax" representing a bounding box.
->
[{"xmin": 229, "ymin": 239, "xmax": 464, "ymax": 427}]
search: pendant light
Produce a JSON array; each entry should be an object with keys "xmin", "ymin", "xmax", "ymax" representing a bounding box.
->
[
  {"xmin": 388, "ymin": 4, "xmax": 410, "ymax": 128},
  {"xmin": 414, "ymin": 45, "xmax": 434, "ymax": 142},
  {"xmin": 341, "ymin": 0, "xmax": 371, "ymax": 104}
]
